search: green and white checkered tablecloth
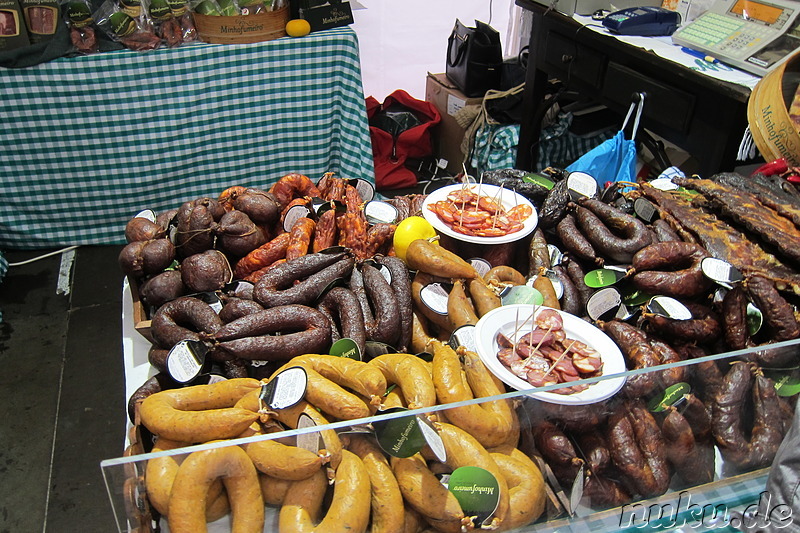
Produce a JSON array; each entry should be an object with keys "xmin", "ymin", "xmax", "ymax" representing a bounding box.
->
[{"xmin": 0, "ymin": 27, "xmax": 374, "ymax": 249}]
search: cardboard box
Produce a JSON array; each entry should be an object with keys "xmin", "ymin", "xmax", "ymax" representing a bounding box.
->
[
  {"xmin": 425, "ymin": 72, "xmax": 483, "ymax": 174},
  {"xmin": 128, "ymin": 276, "xmax": 154, "ymax": 344}
]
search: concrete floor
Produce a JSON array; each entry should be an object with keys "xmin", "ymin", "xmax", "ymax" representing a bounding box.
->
[{"xmin": 0, "ymin": 245, "xmax": 126, "ymax": 533}]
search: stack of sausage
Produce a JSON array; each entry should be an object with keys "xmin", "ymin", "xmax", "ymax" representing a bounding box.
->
[
  {"xmin": 121, "ymin": 169, "xmax": 800, "ymax": 529},
  {"xmin": 134, "ymin": 348, "xmax": 547, "ymax": 533},
  {"xmin": 120, "ymin": 173, "xmax": 405, "ymax": 385}
]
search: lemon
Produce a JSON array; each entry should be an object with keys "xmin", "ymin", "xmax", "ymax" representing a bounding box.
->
[
  {"xmin": 286, "ymin": 19, "xmax": 311, "ymax": 37},
  {"xmin": 393, "ymin": 216, "xmax": 437, "ymax": 262}
]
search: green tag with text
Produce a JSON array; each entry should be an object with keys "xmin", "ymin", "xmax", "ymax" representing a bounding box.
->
[{"xmin": 648, "ymin": 382, "xmax": 691, "ymax": 412}]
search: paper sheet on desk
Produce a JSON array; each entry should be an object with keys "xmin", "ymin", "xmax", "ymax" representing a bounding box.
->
[{"xmin": 573, "ymin": 14, "xmax": 761, "ymax": 90}]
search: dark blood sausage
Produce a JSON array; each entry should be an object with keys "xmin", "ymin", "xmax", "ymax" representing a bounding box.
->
[
  {"xmin": 539, "ymin": 401, "xmax": 609, "ymax": 432},
  {"xmin": 563, "ymin": 257, "xmax": 593, "ymax": 310},
  {"xmin": 660, "ymin": 405, "xmax": 715, "ymax": 486},
  {"xmin": 606, "ymin": 400, "xmax": 671, "ymax": 498},
  {"xmin": 722, "ymin": 285, "xmax": 751, "ymax": 351},
  {"xmin": 349, "ymin": 265, "xmax": 374, "ymax": 328},
  {"xmin": 553, "ymin": 264, "xmax": 583, "ymax": 316},
  {"xmin": 360, "ymin": 262, "xmax": 401, "ymax": 347},
  {"xmin": 150, "ymin": 296, "xmax": 223, "ymax": 349},
  {"xmin": 631, "ymin": 241, "xmax": 711, "ymax": 298},
  {"xmin": 644, "ymin": 304, "xmax": 722, "ymax": 345},
  {"xmin": 712, "ymin": 362, "xmax": 787, "ymax": 469},
  {"xmin": 218, "ymin": 297, "xmax": 264, "ymax": 323},
  {"xmin": 648, "ymin": 337, "xmax": 686, "ymax": 388},
  {"xmin": 127, "ymin": 373, "xmax": 177, "ymax": 423},
  {"xmin": 651, "ymin": 218, "xmax": 681, "ymax": 243},
  {"xmin": 317, "ymin": 287, "xmax": 366, "ymax": 356},
  {"xmin": 532, "ymin": 420, "xmax": 584, "ymax": 485},
  {"xmin": 599, "ymin": 320, "xmax": 659, "ymax": 398},
  {"xmin": 213, "ymin": 305, "xmax": 332, "ymax": 361},
  {"xmin": 583, "ymin": 475, "xmax": 633, "ymax": 510},
  {"xmin": 285, "ymin": 217, "xmax": 316, "ymax": 261},
  {"xmin": 312, "ymin": 208, "xmax": 338, "ymax": 253},
  {"xmin": 711, "ymin": 362, "xmax": 754, "ymax": 468},
  {"xmin": 749, "ymin": 373, "xmax": 786, "ymax": 468},
  {"xmin": 376, "ymin": 255, "xmax": 413, "ymax": 352},
  {"xmin": 745, "ymin": 275, "xmax": 800, "ymax": 342},
  {"xmin": 231, "ymin": 189, "xmax": 280, "ymax": 226},
  {"xmin": 148, "ymin": 346, "xmax": 170, "ymax": 372},
  {"xmin": 222, "ymin": 359, "xmax": 250, "ymax": 379},
  {"xmin": 253, "ymin": 252, "xmax": 354, "ymax": 308},
  {"xmin": 538, "ymin": 178, "xmax": 571, "ymax": 229},
  {"xmin": 674, "ymin": 343, "xmax": 725, "ymax": 403},
  {"xmin": 556, "ymin": 213, "xmax": 599, "ymax": 265},
  {"xmin": 575, "ymin": 198, "xmax": 653, "ymax": 264},
  {"xmin": 575, "ymin": 432, "xmax": 611, "ymax": 475}
]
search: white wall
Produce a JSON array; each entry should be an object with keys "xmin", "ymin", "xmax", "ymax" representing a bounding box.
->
[{"xmin": 350, "ymin": 0, "xmax": 519, "ymax": 101}]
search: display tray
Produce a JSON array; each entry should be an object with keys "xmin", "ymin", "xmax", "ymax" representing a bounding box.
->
[
  {"xmin": 128, "ymin": 277, "xmax": 153, "ymax": 344},
  {"xmin": 106, "ymin": 287, "xmax": 799, "ymax": 533}
]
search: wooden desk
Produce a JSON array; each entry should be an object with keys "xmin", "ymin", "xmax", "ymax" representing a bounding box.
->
[{"xmin": 515, "ymin": 0, "xmax": 753, "ymax": 177}]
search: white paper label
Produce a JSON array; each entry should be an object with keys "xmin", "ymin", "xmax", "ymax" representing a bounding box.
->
[
  {"xmin": 364, "ymin": 201, "xmax": 398, "ymax": 225},
  {"xmin": 420, "ymin": 283, "xmax": 450, "ymax": 315},
  {"xmin": 268, "ymin": 367, "xmax": 308, "ymax": 409},
  {"xmin": 446, "ymin": 93, "xmax": 467, "ymax": 117},
  {"xmin": 166, "ymin": 340, "xmax": 205, "ymax": 383},
  {"xmin": 567, "ymin": 172, "xmax": 598, "ymax": 199}
]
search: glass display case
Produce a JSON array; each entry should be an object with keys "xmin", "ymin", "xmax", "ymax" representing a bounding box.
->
[{"xmin": 101, "ymin": 338, "xmax": 800, "ymax": 533}]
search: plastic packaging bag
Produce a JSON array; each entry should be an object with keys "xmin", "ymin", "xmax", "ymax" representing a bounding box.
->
[{"xmin": 566, "ymin": 93, "xmax": 645, "ymax": 185}]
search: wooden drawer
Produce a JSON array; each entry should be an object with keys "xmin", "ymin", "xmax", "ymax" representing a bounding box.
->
[
  {"xmin": 542, "ymin": 31, "xmax": 606, "ymax": 88},
  {"xmin": 602, "ymin": 61, "xmax": 695, "ymax": 134}
]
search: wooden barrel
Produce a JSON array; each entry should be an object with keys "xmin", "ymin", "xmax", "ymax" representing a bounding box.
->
[
  {"xmin": 193, "ymin": 5, "xmax": 288, "ymax": 44},
  {"xmin": 747, "ymin": 50, "xmax": 800, "ymax": 166}
]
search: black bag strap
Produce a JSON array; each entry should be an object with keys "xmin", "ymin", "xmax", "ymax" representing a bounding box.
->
[{"xmin": 447, "ymin": 21, "xmax": 470, "ymax": 68}]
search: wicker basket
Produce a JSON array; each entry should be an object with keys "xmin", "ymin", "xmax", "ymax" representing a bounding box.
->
[
  {"xmin": 747, "ymin": 50, "xmax": 800, "ymax": 166},
  {"xmin": 193, "ymin": 5, "xmax": 288, "ymax": 44}
]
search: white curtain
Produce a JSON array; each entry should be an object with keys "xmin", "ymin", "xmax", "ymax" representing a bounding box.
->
[{"xmin": 351, "ymin": 0, "xmax": 521, "ymax": 101}]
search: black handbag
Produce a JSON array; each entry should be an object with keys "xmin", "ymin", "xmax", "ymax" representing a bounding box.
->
[{"xmin": 446, "ymin": 19, "xmax": 503, "ymax": 98}]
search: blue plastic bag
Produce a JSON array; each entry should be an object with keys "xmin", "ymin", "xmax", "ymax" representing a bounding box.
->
[{"xmin": 566, "ymin": 94, "xmax": 645, "ymax": 185}]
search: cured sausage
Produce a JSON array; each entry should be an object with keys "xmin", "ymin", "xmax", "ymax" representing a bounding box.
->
[
  {"xmin": 376, "ymin": 255, "xmax": 414, "ymax": 352},
  {"xmin": 606, "ymin": 400, "xmax": 670, "ymax": 498},
  {"xmin": 150, "ymin": 296, "xmax": 223, "ymax": 350},
  {"xmin": 234, "ymin": 232, "xmax": 292, "ymax": 279},
  {"xmin": 556, "ymin": 213, "xmax": 599, "ymax": 265},
  {"xmin": 312, "ymin": 208, "xmax": 338, "ymax": 253},
  {"xmin": 285, "ymin": 217, "xmax": 317, "ymax": 261},
  {"xmin": 168, "ymin": 446, "xmax": 262, "ymax": 533},
  {"xmin": 631, "ymin": 241, "xmax": 711, "ymax": 298},
  {"xmin": 746, "ymin": 275, "xmax": 800, "ymax": 342},
  {"xmin": 575, "ymin": 198, "xmax": 653, "ymax": 264},
  {"xmin": 361, "ymin": 262, "xmax": 402, "ymax": 347},
  {"xmin": 316, "ymin": 286, "xmax": 366, "ymax": 356},
  {"xmin": 213, "ymin": 305, "xmax": 332, "ymax": 361},
  {"xmin": 253, "ymin": 252, "xmax": 354, "ymax": 308}
]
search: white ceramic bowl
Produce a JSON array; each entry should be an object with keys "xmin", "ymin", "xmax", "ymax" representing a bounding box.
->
[
  {"xmin": 421, "ymin": 183, "xmax": 538, "ymax": 245},
  {"xmin": 473, "ymin": 304, "xmax": 627, "ymax": 405}
]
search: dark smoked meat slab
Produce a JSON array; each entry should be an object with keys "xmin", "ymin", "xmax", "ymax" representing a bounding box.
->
[
  {"xmin": 713, "ymin": 172, "xmax": 800, "ymax": 227},
  {"xmin": 641, "ymin": 184, "xmax": 800, "ymax": 294},
  {"xmin": 674, "ymin": 177, "xmax": 800, "ymax": 267}
]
